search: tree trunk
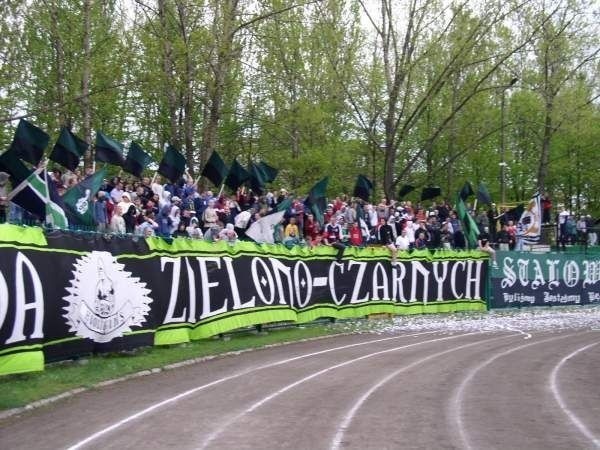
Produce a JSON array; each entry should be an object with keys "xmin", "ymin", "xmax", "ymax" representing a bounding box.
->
[
  {"xmin": 81, "ymin": 0, "xmax": 92, "ymax": 167},
  {"xmin": 49, "ymin": 2, "xmax": 69, "ymax": 128},
  {"xmin": 158, "ymin": 0, "xmax": 180, "ymax": 149}
]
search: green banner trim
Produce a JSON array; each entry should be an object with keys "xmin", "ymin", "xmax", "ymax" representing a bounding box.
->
[
  {"xmin": 0, "ymin": 349, "xmax": 44, "ymax": 375},
  {"xmin": 0, "ymin": 343, "xmax": 43, "ymax": 357},
  {"xmin": 153, "ymin": 300, "xmax": 486, "ymax": 345},
  {"xmin": 145, "ymin": 236, "xmax": 489, "ymax": 262},
  {"xmin": 0, "ymin": 224, "xmax": 47, "ymax": 246}
]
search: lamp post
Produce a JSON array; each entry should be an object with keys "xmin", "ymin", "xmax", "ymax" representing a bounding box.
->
[{"xmin": 499, "ymin": 77, "xmax": 518, "ymax": 205}]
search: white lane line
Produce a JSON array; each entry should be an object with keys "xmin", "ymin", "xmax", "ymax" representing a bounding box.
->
[
  {"xmin": 199, "ymin": 332, "xmax": 483, "ymax": 450},
  {"xmin": 450, "ymin": 333, "xmax": 579, "ymax": 450},
  {"xmin": 549, "ymin": 341, "xmax": 600, "ymax": 448},
  {"xmin": 330, "ymin": 334, "xmax": 517, "ymax": 450},
  {"xmin": 67, "ymin": 331, "xmax": 436, "ymax": 450}
]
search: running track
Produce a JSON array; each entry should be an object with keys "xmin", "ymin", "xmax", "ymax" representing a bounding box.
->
[{"xmin": 1, "ymin": 330, "xmax": 598, "ymax": 449}]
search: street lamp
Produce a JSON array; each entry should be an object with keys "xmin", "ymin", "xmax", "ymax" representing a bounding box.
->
[{"xmin": 500, "ymin": 77, "xmax": 518, "ymax": 205}]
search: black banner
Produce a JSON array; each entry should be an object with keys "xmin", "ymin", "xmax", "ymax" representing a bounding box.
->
[
  {"xmin": 489, "ymin": 251, "xmax": 600, "ymax": 308},
  {"xmin": 0, "ymin": 227, "xmax": 489, "ymax": 375}
]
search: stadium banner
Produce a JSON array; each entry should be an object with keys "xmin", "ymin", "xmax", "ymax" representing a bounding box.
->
[
  {"xmin": 0, "ymin": 224, "xmax": 488, "ymax": 375},
  {"xmin": 489, "ymin": 251, "xmax": 600, "ymax": 308}
]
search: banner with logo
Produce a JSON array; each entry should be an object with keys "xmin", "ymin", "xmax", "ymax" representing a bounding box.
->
[
  {"xmin": 0, "ymin": 224, "xmax": 489, "ymax": 375},
  {"xmin": 489, "ymin": 251, "xmax": 600, "ymax": 308}
]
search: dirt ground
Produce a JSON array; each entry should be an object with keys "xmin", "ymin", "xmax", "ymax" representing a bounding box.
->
[{"xmin": 1, "ymin": 330, "xmax": 598, "ymax": 449}]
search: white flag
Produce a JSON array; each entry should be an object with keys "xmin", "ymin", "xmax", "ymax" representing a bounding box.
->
[
  {"xmin": 246, "ymin": 210, "xmax": 286, "ymax": 244},
  {"xmin": 517, "ymin": 191, "xmax": 541, "ymax": 244}
]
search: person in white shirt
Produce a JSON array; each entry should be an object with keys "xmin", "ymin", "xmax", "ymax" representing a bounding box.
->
[
  {"xmin": 395, "ymin": 227, "xmax": 411, "ymax": 251},
  {"xmin": 109, "ymin": 205, "xmax": 126, "ymax": 234}
]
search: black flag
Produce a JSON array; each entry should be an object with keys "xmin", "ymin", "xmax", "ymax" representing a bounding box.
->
[
  {"xmin": 420, "ymin": 186, "xmax": 441, "ymax": 201},
  {"xmin": 158, "ymin": 145, "xmax": 186, "ymax": 183},
  {"xmin": 49, "ymin": 127, "xmax": 88, "ymax": 171},
  {"xmin": 10, "ymin": 119, "xmax": 49, "ymax": 166},
  {"xmin": 201, "ymin": 151, "xmax": 228, "ymax": 186},
  {"xmin": 398, "ymin": 184, "xmax": 415, "ymax": 199},
  {"xmin": 95, "ymin": 131, "xmax": 124, "ymax": 166},
  {"xmin": 353, "ymin": 175, "xmax": 373, "ymax": 202},
  {"xmin": 224, "ymin": 159, "xmax": 250, "ymax": 190},
  {"xmin": 124, "ymin": 142, "xmax": 153, "ymax": 178},
  {"xmin": 257, "ymin": 161, "xmax": 278, "ymax": 183}
]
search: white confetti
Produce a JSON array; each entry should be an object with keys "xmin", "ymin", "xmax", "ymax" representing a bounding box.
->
[{"xmin": 334, "ymin": 306, "xmax": 600, "ymax": 336}]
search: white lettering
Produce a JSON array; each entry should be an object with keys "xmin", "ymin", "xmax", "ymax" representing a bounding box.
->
[
  {"xmin": 6, "ymin": 252, "xmax": 44, "ymax": 344},
  {"xmin": 348, "ymin": 261, "xmax": 369, "ymax": 304},
  {"xmin": 293, "ymin": 261, "xmax": 312, "ymax": 308},
  {"xmin": 198, "ymin": 257, "xmax": 228, "ymax": 318},
  {"xmin": 371, "ymin": 263, "xmax": 389, "ymax": 300},
  {"xmin": 160, "ymin": 257, "xmax": 186, "ymax": 323},
  {"xmin": 224, "ymin": 257, "xmax": 255, "ymax": 311},
  {"xmin": 251, "ymin": 257, "xmax": 275, "ymax": 305},
  {"xmin": 432, "ymin": 261, "xmax": 449, "ymax": 301},
  {"xmin": 328, "ymin": 261, "xmax": 346, "ymax": 305}
]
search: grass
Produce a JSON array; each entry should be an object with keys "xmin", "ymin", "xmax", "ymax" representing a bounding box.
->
[{"xmin": 0, "ymin": 323, "xmax": 352, "ymax": 411}]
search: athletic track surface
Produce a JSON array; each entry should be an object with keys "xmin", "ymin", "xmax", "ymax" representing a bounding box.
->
[{"xmin": 1, "ymin": 330, "xmax": 598, "ymax": 449}]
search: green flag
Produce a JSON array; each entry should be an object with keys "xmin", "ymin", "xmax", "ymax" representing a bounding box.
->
[
  {"xmin": 257, "ymin": 161, "xmax": 278, "ymax": 183},
  {"xmin": 124, "ymin": 142, "xmax": 154, "ymax": 178},
  {"xmin": 477, "ymin": 181, "xmax": 492, "ymax": 206},
  {"xmin": 305, "ymin": 177, "xmax": 329, "ymax": 226},
  {"xmin": 62, "ymin": 167, "xmax": 107, "ymax": 226},
  {"xmin": 49, "ymin": 127, "xmax": 88, "ymax": 171},
  {"xmin": 353, "ymin": 174, "xmax": 373, "ymax": 202},
  {"xmin": 158, "ymin": 145, "xmax": 186, "ymax": 183},
  {"xmin": 224, "ymin": 159, "xmax": 250, "ymax": 190},
  {"xmin": 95, "ymin": 131, "xmax": 124, "ymax": 166},
  {"xmin": 456, "ymin": 194, "xmax": 479, "ymax": 248},
  {"xmin": 201, "ymin": 151, "xmax": 228, "ymax": 187},
  {"xmin": 10, "ymin": 119, "xmax": 50, "ymax": 166}
]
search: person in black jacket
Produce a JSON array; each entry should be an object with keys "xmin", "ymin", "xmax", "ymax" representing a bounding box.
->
[{"xmin": 375, "ymin": 217, "xmax": 398, "ymax": 263}]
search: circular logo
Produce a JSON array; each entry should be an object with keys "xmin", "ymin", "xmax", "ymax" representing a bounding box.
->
[{"xmin": 63, "ymin": 251, "xmax": 153, "ymax": 343}]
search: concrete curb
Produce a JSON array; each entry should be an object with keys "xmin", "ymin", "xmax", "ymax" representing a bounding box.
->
[{"xmin": 0, "ymin": 332, "xmax": 353, "ymax": 421}]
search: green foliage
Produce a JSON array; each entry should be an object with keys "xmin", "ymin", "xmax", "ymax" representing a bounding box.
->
[{"xmin": 0, "ymin": 0, "xmax": 597, "ymax": 210}]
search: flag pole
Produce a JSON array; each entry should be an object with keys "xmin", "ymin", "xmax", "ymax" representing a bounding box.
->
[{"xmin": 217, "ymin": 183, "xmax": 225, "ymax": 198}]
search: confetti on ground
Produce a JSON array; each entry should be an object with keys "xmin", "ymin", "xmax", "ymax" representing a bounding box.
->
[{"xmin": 335, "ymin": 306, "xmax": 600, "ymax": 335}]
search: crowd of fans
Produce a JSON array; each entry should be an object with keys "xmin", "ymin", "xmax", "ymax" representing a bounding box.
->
[{"xmin": 0, "ymin": 168, "xmax": 597, "ymax": 259}]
